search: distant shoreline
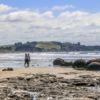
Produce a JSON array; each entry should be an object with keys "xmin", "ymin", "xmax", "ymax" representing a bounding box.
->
[
  {"xmin": 0, "ymin": 50, "xmax": 100, "ymax": 53},
  {"xmin": 1, "ymin": 41, "xmax": 100, "ymax": 52}
]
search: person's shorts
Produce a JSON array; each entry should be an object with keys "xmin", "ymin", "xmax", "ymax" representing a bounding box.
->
[{"xmin": 25, "ymin": 59, "xmax": 29, "ymax": 64}]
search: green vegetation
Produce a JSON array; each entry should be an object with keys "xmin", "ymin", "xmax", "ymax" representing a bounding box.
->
[
  {"xmin": 74, "ymin": 67, "xmax": 85, "ymax": 71},
  {"xmin": 35, "ymin": 42, "xmax": 61, "ymax": 51},
  {"xmin": 1, "ymin": 41, "xmax": 100, "ymax": 52}
]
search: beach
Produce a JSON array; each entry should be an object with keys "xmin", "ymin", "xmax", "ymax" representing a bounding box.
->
[
  {"xmin": 0, "ymin": 67, "xmax": 100, "ymax": 100},
  {"xmin": 0, "ymin": 52, "xmax": 100, "ymax": 99},
  {"xmin": 0, "ymin": 67, "xmax": 100, "ymax": 79},
  {"xmin": 0, "ymin": 0, "xmax": 99, "ymax": 99}
]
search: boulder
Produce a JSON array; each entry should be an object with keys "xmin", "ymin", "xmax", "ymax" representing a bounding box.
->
[
  {"xmin": 62, "ymin": 62, "xmax": 72, "ymax": 66},
  {"xmin": 53, "ymin": 58, "xmax": 72, "ymax": 66},
  {"xmin": 73, "ymin": 59, "xmax": 86, "ymax": 68},
  {"xmin": 53, "ymin": 58, "xmax": 65, "ymax": 66},
  {"xmin": 87, "ymin": 62, "xmax": 100, "ymax": 71},
  {"xmin": 2, "ymin": 68, "xmax": 14, "ymax": 71},
  {"xmin": 86, "ymin": 59, "xmax": 100, "ymax": 65}
]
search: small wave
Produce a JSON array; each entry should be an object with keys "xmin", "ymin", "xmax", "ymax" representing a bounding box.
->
[{"xmin": 0, "ymin": 52, "xmax": 100, "ymax": 68}]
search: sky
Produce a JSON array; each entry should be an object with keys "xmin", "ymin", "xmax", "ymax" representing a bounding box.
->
[{"xmin": 0, "ymin": 0, "xmax": 100, "ymax": 45}]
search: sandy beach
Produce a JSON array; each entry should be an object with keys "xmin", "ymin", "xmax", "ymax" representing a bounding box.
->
[{"xmin": 0, "ymin": 67, "xmax": 100, "ymax": 79}]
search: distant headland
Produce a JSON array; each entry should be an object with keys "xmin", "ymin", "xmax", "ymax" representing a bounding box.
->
[{"xmin": 0, "ymin": 41, "xmax": 100, "ymax": 52}]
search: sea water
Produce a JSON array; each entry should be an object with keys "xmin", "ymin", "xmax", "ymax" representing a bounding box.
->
[{"xmin": 0, "ymin": 51, "xmax": 100, "ymax": 68}]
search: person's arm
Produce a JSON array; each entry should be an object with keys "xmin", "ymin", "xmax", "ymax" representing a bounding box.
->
[{"xmin": 29, "ymin": 56, "xmax": 30, "ymax": 62}]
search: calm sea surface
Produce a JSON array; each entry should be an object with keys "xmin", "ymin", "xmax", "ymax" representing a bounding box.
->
[{"xmin": 0, "ymin": 51, "xmax": 100, "ymax": 68}]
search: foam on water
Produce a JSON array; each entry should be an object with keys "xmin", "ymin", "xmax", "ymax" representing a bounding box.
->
[{"xmin": 0, "ymin": 51, "xmax": 100, "ymax": 68}]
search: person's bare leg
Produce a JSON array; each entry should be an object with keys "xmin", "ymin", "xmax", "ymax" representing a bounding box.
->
[
  {"xmin": 27, "ymin": 62, "xmax": 29, "ymax": 67},
  {"xmin": 24, "ymin": 62, "xmax": 26, "ymax": 68}
]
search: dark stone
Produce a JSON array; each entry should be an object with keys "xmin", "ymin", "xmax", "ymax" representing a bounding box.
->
[
  {"xmin": 2, "ymin": 68, "xmax": 14, "ymax": 71},
  {"xmin": 87, "ymin": 62, "xmax": 100, "ymax": 71},
  {"xmin": 73, "ymin": 82, "xmax": 88, "ymax": 86},
  {"xmin": 17, "ymin": 77, "xmax": 24, "ymax": 80},
  {"xmin": 86, "ymin": 59, "xmax": 100, "ymax": 65},
  {"xmin": 73, "ymin": 59, "xmax": 86, "ymax": 68},
  {"xmin": 53, "ymin": 58, "xmax": 65, "ymax": 66},
  {"xmin": 53, "ymin": 58, "xmax": 72, "ymax": 66}
]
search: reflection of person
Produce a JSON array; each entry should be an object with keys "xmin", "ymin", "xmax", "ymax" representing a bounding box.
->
[{"xmin": 24, "ymin": 53, "xmax": 30, "ymax": 68}]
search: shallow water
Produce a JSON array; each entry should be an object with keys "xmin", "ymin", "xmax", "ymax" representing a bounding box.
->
[
  {"xmin": 87, "ymin": 87, "xmax": 100, "ymax": 93},
  {"xmin": 13, "ymin": 89, "xmax": 38, "ymax": 100},
  {"xmin": 0, "ymin": 51, "xmax": 100, "ymax": 68}
]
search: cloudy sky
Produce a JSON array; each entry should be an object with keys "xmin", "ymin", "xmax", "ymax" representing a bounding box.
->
[{"xmin": 0, "ymin": 0, "xmax": 100, "ymax": 45}]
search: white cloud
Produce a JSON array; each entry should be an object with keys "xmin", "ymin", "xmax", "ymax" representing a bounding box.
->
[
  {"xmin": 0, "ymin": 4, "xmax": 14, "ymax": 13},
  {"xmin": 0, "ymin": 5, "xmax": 100, "ymax": 45},
  {"xmin": 52, "ymin": 5, "xmax": 75, "ymax": 11}
]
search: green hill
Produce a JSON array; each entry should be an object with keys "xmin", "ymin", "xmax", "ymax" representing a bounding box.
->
[
  {"xmin": 1, "ymin": 41, "xmax": 100, "ymax": 52},
  {"xmin": 35, "ymin": 42, "xmax": 61, "ymax": 51}
]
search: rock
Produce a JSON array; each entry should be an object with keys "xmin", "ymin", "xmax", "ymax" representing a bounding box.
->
[
  {"xmin": 8, "ymin": 94, "xmax": 16, "ymax": 98},
  {"xmin": 73, "ymin": 82, "xmax": 88, "ymax": 86},
  {"xmin": 86, "ymin": 59, "xmax": 100, "ymax": 65},
  {"xmin": 87, "ymin": 62, "xmax": 100, "ymax": 71},
  {"xmin": 2, "ymin": 68, "xmax": 14, "ymax": 71},
  {"xmin": 47, "ymin": 97, "xmax": 54, "ymax": 100},
  {"xmin": 73, "ymin": 59, "xmax": 86, "ymax": 68},
  {"xmin": 62, "ymin": 62, "xmax": 72, "ymax": 66},
  {"xmin": 48, "ymin": 90, "xmax": 63, "ymax": 95},
  {"xmin": 53, "ymin": 58, "xmax": 65, "ymax": 66},
  {"xmin": 53, "ymin": 58, "xmax": 72, "ymax": 66},
  {"xmin": 0, "ymin": 73, "xmax": 99, "ymax": 100},
  {"xmin": 17, "ymin": 77, "xmax": 24, "ymax": 80},
  {"xmin": 79, "ymin": 75, "xmax": 95, "ymax": 79}
]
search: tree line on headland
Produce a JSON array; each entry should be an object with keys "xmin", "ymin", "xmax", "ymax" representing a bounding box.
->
[{"xmin": 0, "ymin": 41, "xmax": 100, "ymax": 52}]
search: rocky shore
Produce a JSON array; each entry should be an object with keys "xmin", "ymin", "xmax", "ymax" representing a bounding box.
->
[{"xmin": 0, "ymin": 72, "xmax": 100, "ymax": 100}]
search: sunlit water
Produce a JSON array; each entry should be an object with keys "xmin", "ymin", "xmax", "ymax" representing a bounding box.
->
[
  {"xmin": 0, "ymin": 51, "xmax": 100, "ymax": 68},
  {"xmin": 87, "ymin": 87, "xmax": 100, "ymax": 93}
]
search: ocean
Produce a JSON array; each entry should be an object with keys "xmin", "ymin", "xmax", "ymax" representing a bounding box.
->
[{"xmin": 0, "ymin": 51, "xmax": 100, "ymax": 68}]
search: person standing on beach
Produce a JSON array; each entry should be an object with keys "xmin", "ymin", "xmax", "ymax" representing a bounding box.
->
[{"xmin": 24, "ymin": 53, "xmax": 30, "ymax": 68}]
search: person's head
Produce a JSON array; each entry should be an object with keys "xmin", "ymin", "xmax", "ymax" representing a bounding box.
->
[
  {"xmin": 27, "ymin": 53, "xmax": 30, "ymax": 56},
  {"xmin": 25, "ymin": 53, "xmax": 27, "ymax": 56}
]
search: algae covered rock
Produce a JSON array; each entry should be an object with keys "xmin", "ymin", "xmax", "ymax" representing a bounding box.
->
[
  {"xmin": 73, "ymin": 59, "xmax": 86, "ymax": 68},
  {"xmin": 53, "ymin": 58, "xmax": 65, "ymax": 66},
  {"xmin": 87, "ymin": 62, "xmax": 100, "ymax": 71},
  {"xmin": 86, "ymin": 59, "xmax": 100, "ymax": 65},
  {"xmin": 53, "ymin": 58, "xmax": 72, "ymax": 66}
]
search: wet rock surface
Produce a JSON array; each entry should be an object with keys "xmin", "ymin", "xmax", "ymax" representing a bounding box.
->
[{"xmin": 0, "ymin": 74, "xmax": 100, "ymax": 100}]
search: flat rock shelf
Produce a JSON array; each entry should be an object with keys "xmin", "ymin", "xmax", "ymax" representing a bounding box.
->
[{"xmin": 0, "ymin": 74, "xmax": 100, "ymax": 100}]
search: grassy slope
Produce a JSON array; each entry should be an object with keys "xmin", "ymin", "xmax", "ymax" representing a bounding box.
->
[{"xmin": 35, "ymin": 42, "xmax": 61, "ymax": 50}]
